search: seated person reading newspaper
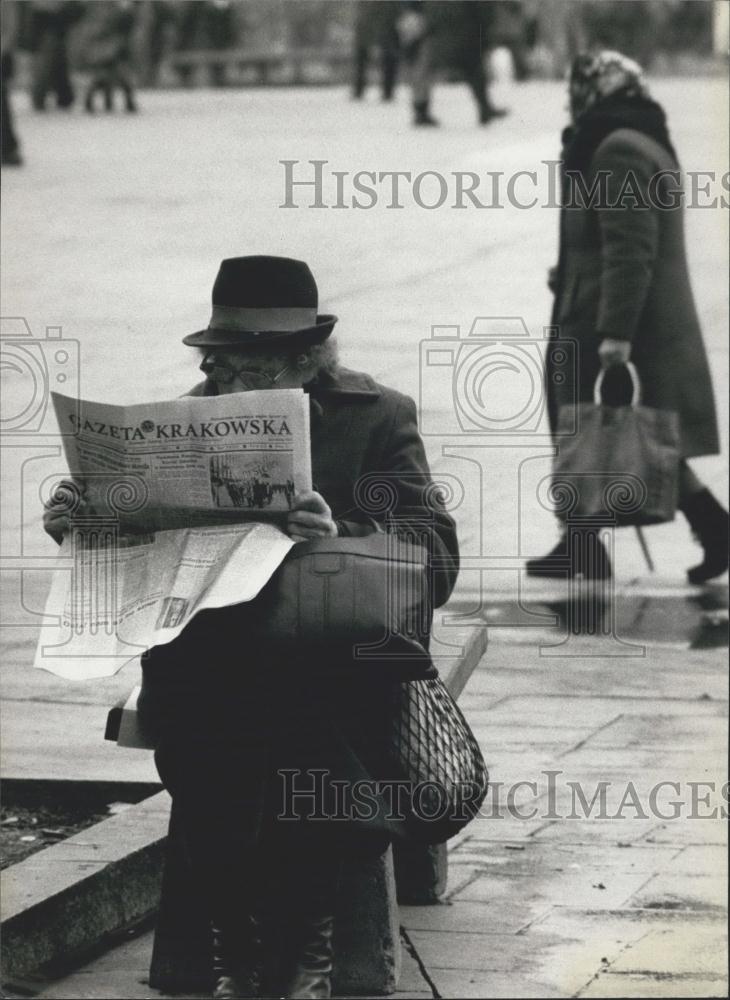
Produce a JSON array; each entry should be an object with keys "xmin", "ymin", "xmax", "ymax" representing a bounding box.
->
[{"xmin": 43, "ymin": 255, "xmax": 459, "ymax": 1000}]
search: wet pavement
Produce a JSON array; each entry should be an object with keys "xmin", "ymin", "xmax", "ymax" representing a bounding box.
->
[{"xmin": 481, "ymin": 582, "xmax": 729, "ymax": 651}]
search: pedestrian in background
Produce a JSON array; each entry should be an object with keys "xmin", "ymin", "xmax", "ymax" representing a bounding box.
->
[
  {"xmin": 352, "ymin": 0, "xmax": 400, "ymax": 101},
  {"xmin": 28, "ymin": 0, "xmax": 83, "ymax": 111},
  {"xmin": 400, "ymin": 1, "xmax": 507, "ymax": 127},
  {"xmin": 398, "ymin": 1, "xmax": 436, "ymax": 125},
  {"xmin": 172, "ymin": 0, "xmax": 234, "ymax": 88},
  {"xmin": 83, "ymin": 1, "xmax": 138, "ymax": 114},
  {"xmin": 1, "ymin": 0, "xmax": 23, "ymax": 166},
  {"xmin": 529, "ymin": 51, "xmax": 728, "ymax": 584},
  {"xmin": 444, "ymin": 0, "xmax": 508, "ymax": 124}
]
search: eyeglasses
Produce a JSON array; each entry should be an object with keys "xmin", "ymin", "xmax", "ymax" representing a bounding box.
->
[{"xmin": 200, "ymin": 353, "xmax": 292, "ymax": 389}]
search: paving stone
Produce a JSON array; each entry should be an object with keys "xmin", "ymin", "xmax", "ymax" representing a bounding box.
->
[
  {"xmin": 0, "ymin": 699, "xmax": 158, "ymax": 783},
  {"xmin": 34, "ymin": 970, "xmax": 206, "ymax": 999},
  {"xmin": 608, "ymin": 923, "xmax": 728, "ymax": 977},
  {"xmin": 580, "ymin": 714, "xmax": 727, "ymax": 750},
  {"xmin": 0, "ymin": 656, "xmax": 143, "ymax": 706},
  {"xmin": 469, "ymin": 722, "xmax": 594, "ymax": 750},
  {"xmin": 640, "ymin": 820, "xmax": 728, "ymax": 846},
  {"xmin": 579, "ymin": 972, "xmax": 728, "ymax": 998},
  {"xmin": 460, "ymin": 811, "xmax": 555, "ymax": 836},
  {"xmin": 470, "ymin": 661, "xmax": 724, "ymax": 701},
  {"xmin": 557, "ymin": 746, "xmax": 724, "ymax": 777},
  {"xmin": 408, "ymin": 929, "xmax": 521, "ymax": 972},
  {"xmin": 527, "ymin": 904, "xmax": 723, "ymax": 946},
  {"xmin": 401, "ymin": 899, "xmax": 538, "ymax": 935},
  {"xmin": 392, "ymin": 941, "xmax": 432, "ymax": 993},
  {"xmin": 483, "ymin": 696, "xmax": 726, "ymax": 728},
  {"xmin": 456, "ymin": 869, "xmax": 652, "ymax": 910},
  {"xmin": 627, "ymin": 873, "xmax": 728, "ymax": 912},
  {"xmin": 427, "ymin": 967, "xmax": 564, "ymax": 998},
  {"xmin": 442, "ymin": 863, "xmax": 482, "ymax": 899},
  {"xmin": 529, "ymin": 818, "xmax": 664, "ymax": 845},
  {"xmin": 670, "ymin": 845, "xmax": 728, "ymax": 875},
  {"xmin": 450, "ymin": 841, "xmax": 681, "ymax": 875},
  {"xmin": 410, "ymin": 926, "xmax": 627, "ymax": 995}
]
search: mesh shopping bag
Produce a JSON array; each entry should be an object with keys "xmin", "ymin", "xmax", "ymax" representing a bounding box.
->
[{"xmin": 384, "ymin": 677, "xmax": 489, "ymax": 843}]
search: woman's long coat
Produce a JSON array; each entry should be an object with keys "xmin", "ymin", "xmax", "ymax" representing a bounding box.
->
[{"xmin": 548, "ymin": 127, "xmax": 720, "ymax": 459}]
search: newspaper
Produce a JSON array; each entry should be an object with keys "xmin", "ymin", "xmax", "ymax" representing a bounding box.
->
[
  {"xmin": 34, "ymin": 389, "xmax": 311, "ymax": 680},
  {"xmin": 50, "ymin": 388, "xmax": 311, "ymax": 531}
]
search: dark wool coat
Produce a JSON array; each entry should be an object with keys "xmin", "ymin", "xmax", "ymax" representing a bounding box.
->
[
  {"xmin": 139, "ymin": 367, "xmax": 460, "ymax": 855},
  {"xmin": 188, "ymin": 364, "xmax": 459, "ymax": 607},
  {"xmin": 547, "ymin": 127, "xmax": 720, "ymax": 459}
]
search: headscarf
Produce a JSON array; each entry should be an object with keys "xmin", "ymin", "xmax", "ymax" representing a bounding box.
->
[
  {"xmin": 561, "ymin": 50, "xmax": 678, "ymax": 174},
  {"xmin": 568, "ymin": 50, "xmax": 648, "ymax": 123}
]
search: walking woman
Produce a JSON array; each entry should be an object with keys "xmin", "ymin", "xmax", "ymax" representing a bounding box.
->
[{"xmin": 528, "ymin": 51, "xmax": 728, "ymax": 583}]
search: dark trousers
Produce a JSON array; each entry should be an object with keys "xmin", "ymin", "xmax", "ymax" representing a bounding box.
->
[
  {"xmin": 31, "ymin": 30, "xmax": 74, "ymax": 109},
  {"xmin": 154, "ymin": 735, "xmax": 271, "ymax": 924},
  {"xmin": 85, "ymin": 62, "xmax": 137, "ymax": 112},
  {"xmin": 353, "ymin": 42, "xmax": 399, "ymax": 99},
  {"xmin": 145, "ymin": 668, "xmax": 393, "ymax": 926},
  {"xmin": 462, "ymin": 57, "xmax": 493, "ymax": 118},
  {"xmin": 1, "ymin": 53, "xmax": 20, "ymax": 160}
]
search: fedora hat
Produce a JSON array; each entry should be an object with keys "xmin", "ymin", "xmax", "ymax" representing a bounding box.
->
[{"xmin": 183, "ymin": 256, "xmax": 337, "ymax": 351}]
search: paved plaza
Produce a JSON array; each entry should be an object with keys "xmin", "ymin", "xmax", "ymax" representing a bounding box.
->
[
  {"xmin": 1, "ymin": 76, "xmax": 728, "ymax": 997},
  {"xmin": 15, "ymin": 636, "xmax": 728, "ymax": 999}
]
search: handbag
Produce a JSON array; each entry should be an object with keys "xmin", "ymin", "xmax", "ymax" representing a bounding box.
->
[
  {"xmin": 243, "ymin": 532, "xmax": 435, "ymax": 679},
  {"xmin": 552, "ymin": 363, "xmax": 680, "ymax": 526},
  {"xmin": 376, "ymin": 677, "xmax": 489, "ymax": 843}
]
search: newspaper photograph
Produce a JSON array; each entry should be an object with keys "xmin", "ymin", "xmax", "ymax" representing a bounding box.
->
[
  {"xmin": 50, "ymin": 388, "xmax": 312, "ymax": 531},
  {"xmin": 34, "ymin": 520, "xmax": 295, "ymax": 680}
]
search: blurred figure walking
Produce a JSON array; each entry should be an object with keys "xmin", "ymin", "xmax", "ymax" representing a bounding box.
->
[
  {"xmin": 400, "ymin": 1, "xmax": 508, "ymax": 127},
  {"xmin": 398, "ymin": 1, "xmax": 437, "ymax": 125},
  {"xmin": 28, "ymin": 0, "xmax": 83, "ymax": 111},
  {"xmin": 83, "ymin": 1, "xmax": 138, "ymax": 113},
  {"xmin": 450, "ymin": 1, "xmax": 508, "ymax": 124},
  {"xmin": 352, "ymin": 0, "xmax": 400, "ymax": 101},
  {"xmin": 2, "ymin": 1, "xmax": 23, "ymax": 165},
  {"xmin": 173, "ymin": 0, "xmax": 234, "ymax": 88}
]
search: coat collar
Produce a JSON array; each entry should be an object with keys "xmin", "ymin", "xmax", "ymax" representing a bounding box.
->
[{"xmin": 309, "ymin": 367, "xmax": 381, "ymax": 399}]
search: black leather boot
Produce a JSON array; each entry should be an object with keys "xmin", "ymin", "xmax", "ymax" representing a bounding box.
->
[
  {"xmin": 211, "ymin": 914, "xmax": 263, "ymax": 1000},
  {"xmin": 413, "ymin": 99, "xmax": 439, "ymax": 126},
  {"xmin": 285, "ymin": 913, "xmax": 334, "ymax": 999},
  {"xmin": 478, "ymin": 102, "xmax": 508, "ymax": 124},
  {"xmin": 526, "ymin": 532, "xmax": 612, "ymax": 580},
  {"xmin": 680, "ymin": 488, "xmax": 730, "ymax": 584}
]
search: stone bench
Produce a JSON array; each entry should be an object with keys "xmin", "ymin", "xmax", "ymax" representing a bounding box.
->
[{"xmin": 162, "ymin": 46, "xmax": 352, "ymax": 88}]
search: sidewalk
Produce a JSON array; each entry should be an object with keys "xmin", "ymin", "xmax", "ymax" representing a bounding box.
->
[{"xmin": 6, "ymin": 618, "xmax": 726, "ymax": 999}]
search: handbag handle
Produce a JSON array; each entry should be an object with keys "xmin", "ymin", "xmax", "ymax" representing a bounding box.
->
[{"xmin": 593, "ymin": 361, "xmax": 641, "ymax": 407}]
